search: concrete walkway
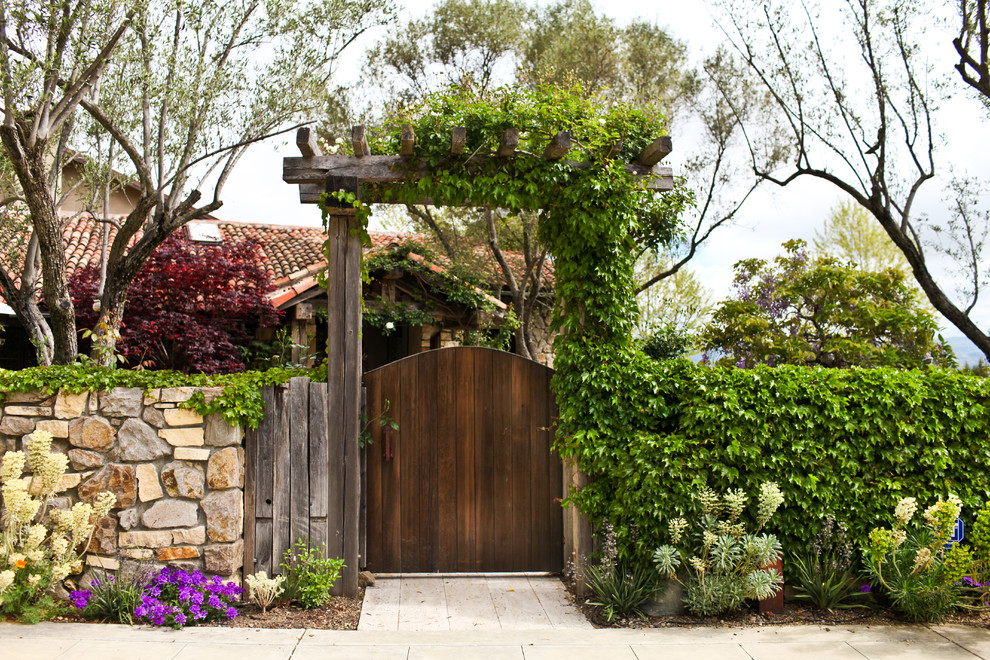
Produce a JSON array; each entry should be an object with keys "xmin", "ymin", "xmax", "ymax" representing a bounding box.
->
[
  {"xmin": 5, "ymin": 621, "xmax": 990, "ymax": 659},
  {"xmin": 359, "ymin": 576, "xmax": 593, "ymax": 631}
]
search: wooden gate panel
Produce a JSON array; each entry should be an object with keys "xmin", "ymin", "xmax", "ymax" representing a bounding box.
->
[{"xmin": 364, "ymin": 346, "xmax": 563, "ymax": 573}]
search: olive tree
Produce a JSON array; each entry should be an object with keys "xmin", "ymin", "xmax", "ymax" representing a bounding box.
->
[{"xmin": 0, "ymin": 0, "xmax": 392, "ymax": 365}]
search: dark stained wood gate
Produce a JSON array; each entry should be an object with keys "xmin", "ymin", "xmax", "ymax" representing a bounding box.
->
[{"xmin": 363, "ymin": 346, "xmax": 563, "ymax": 573}]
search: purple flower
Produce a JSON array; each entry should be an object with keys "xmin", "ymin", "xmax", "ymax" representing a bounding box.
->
[
  {"xmin": 225, "ymin": 606, "xmax": 237, "ymax": 620},
  {"xmin": 860, "ymin": 584, "xmax": 872, "ymax": 593},
  {"xmin": 69, "ymin": 590, "xmax": 91, "ymax": 610},
  {"xmin": 174, "ymin": 612, "xmax": 187, "ymax": 626}
]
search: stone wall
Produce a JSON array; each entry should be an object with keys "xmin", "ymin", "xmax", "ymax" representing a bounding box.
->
[{"xmin": 0, "ymin": 386, "xmax": 246, "ymax": 584}]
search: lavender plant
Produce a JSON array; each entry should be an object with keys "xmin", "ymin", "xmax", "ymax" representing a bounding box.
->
[
  {"xmin": 134, "ymin": 566, "xmax": 242, "ymax": 628},
  {"xmin": 653, "ymin": 483, "xmax": 784, "ymax": 616},
  {"xmin": 69, "ymin": 570, "xmax": 146, "ymax": 624},
  {"xmin": 790, "ymin": 516, "xmax": 869, "ymax": 611}
]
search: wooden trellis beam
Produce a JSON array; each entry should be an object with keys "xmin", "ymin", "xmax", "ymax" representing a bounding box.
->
[{"xmin": 284, "ymin": 125, "xmax": 674, "ymax": 204}]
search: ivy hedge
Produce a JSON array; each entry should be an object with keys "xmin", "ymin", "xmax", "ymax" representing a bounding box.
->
[
  {"xmin": 561, "ymin": 348, "xmax": 990, "ymax": 560},
  {"xmin": 0, "ymin": 364, "xmax": 325, "ymax": 429}
]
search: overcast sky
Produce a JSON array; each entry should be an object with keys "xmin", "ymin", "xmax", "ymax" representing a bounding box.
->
[{"xmin": 217, "ymin": 0, "xmax": 990, "ymax": 340}]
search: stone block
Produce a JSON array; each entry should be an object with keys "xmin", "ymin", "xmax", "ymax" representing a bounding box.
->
[
  {"xmin": 119, "ymin": 530, "xmax": 173, "ymax": 548},
  {"xmin": 205, "ymin": 414, "xmax": 242, "ymax": 447},
  {"xmin": 122, "ymin": 548, "xmax": 154, "ymax": 560},
  {"xmin": 204, "ymin": 540, "xmax": 243, "ymax": 576},
  {"xmin": 0, "ymin": 416, "xmax": 34, "ymax": 436},
  {"xmin": 163, "ymin": 408, "xmax": 204, "ymax": 427},
  {"xmin": 159, "ymin": 428, "xmax": 205, "ymax": 447},
  {"xmin": 35, "ymin": 420, "xmax": 68, "ymax": 438},
  {"xmin": 99, "ymin": 387, "xmax": 143, "ymax": 417},
  {"xmin": 199, "ymin": 387, "xmax": 224, "ymax": 404},
  {"xmin": 142, "ymin": 406, "xmax": 166, "ymax": 429},
  {"xmin": 78, "ymin": 464, "xmax": 135, "ymax": 508},
  {"xmin": 119, "ymin": 419, "xmax": 170, "ymax": 461},
  {"xmin": 161, "ymin": 461, "xmax": 204, "ymax": 499},
  {"xmin": 56, "ymin": 472, "xmax": 83, "ymax": 493},
  {"xmin": 172, "ymin": 526, "xmax": 206, "ymax": 545},
  {"xmin": 142, "ymin": 498, "xmax": 199, "ymax": 529},
  {"xmin": 161, "ymin": 387, "xmax": 196, "ymax": 403},
  {"xmin": 157, "ymin": 546, "xmax": 201, "ymax": 561},
  {"xmin": 118, "ymin": 508, "xmax": 139, "ymax": 531},
  {"xmin": 68, "ymin": 449, "xmax": 104, "ymax": 470},
  {"xmin": 143, "ymin": 389, "xmax": 161, "ymax": 406},
  {"xmin": 173, "ymin": 447, "xmax": 210, "ymax": 461},
  {"xmin": 86, "ymin": 555, "xmax": 120, "ymax": 571},
  {"xmin": 5, "ymin": 405, "xmax": 52, "ymax": 416},
  {"xmin": 68, "ymin": 417, "xmax": 115, "ymax": 451},
  {"xmin": 207, "ymin": 447, "xmax": 243, "ymax": 489},
  {"xmin": 6, "ymin": 391, "xmax": 54, "ymax": 404},
  {"xmin": 136, "ymin": 463, "xmax": 163, "ymax": 502},
  {"xmin": 201, "ymin": 490, "xmax": 242, "ymax": 542},
  {"xmin": 54, "ymin": 390, "xmax": 87, "ymax": 419},
  {"xmin": 87, "ymin": 515, "xmax": 117, "ymax": 555}
]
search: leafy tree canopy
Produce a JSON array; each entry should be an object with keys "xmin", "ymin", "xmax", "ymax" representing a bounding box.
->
[
  {"xmin": 70, "ymin": 236, "xmax": 280, "ymax": 374},
  {"xmin": 701, "ymin": 240, "xmax": 954, "ymax": 369}
]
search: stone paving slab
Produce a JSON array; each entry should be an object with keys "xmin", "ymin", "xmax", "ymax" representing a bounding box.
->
[
  {"xmin": 3, "ymin": 622, "xmax": 990, "ymax": 660},
  {"xmin": 359, "ymin": 576, "xmax": 593, "ymax": 631}
]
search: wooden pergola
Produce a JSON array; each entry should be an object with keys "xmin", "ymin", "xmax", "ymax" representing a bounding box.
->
[{"xmin": 282, "ymin": 124, "xmax": 673, "ymax": 594}]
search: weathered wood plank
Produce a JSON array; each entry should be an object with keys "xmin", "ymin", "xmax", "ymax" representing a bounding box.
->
[
  {"xmin": 419, "ymin": 350, "xmax": 439, "ymax": 571},
  {"xmin": 455, "ymin": 349, "xmax": 477, "ymax": 571},
  {"xmin": 496, "ymin": 128, "xmax": 519, "ymax": 157},
  {"xmin": 255, "ymin": 387, "xmax": 276, "ymax": 519},
  {"xmin": 352, "ymin": 125, "xmax": 371, "ymax": 157},
  {"xmin": 510, "ymin": 353, "xmax": 534, "ymax": 570},
  {"xmin": 272, "ymin": 386, "xmax": 291, "ymax": 570},
  {"xmin": 381, "ymin": 357, "xmax": 402, "ymax": 572},
  {"xmin": 635, "ymin": 135, "xmax": 672, "ymax": 167},
  {"xmin": 289, "ymin": 377, "xmax": 310, "ymax": 549},
  {"xmin": 243, "ymin": 421, "xmax": 257, "ymax": 577},
  {"xmin": 255, "ymin": 519, "xmax": 274, "ymax": 577},
  {"xmin": 399, "ymin": 356, "xmax": 419, "ymax": 571},
  {"xmin": 400, "ymin": 124, "xmax": 415, "ymax": 157},
  {"xmin": 528, "ymin": 363, "xmax": 550, "ymax": 570},
  {"xmin": 363, "ymin": 372, "xmax": 383, "ymax": 570},
  {"xmin": 548, "ymin": 369, "xmax": 564, "ymax": 571},
  {"xmin": 359, "ymin": 386, "xmax": 367, "ymax": 571},
  {"xmin": 309, "ymin": 382, "xmax": 329, "ymax": 552},
  {"xmin": 474, "ymin": 348, "xmax": 495, "ymax": 570},
  {"xmin": 297, "ymin": 126, "xmax": 322, "ymax": 158},
  {"xmin": 436, "ymin": 349, "xmax": 458, "ymax": 571},
  {"xmin": 492, "ymin": 350, "xmax": 514, "ymax": 571},
  {"xmin": 450, "ymin": 126, "xmax": 466, "ymax": 155},
  {"xmin": 542, "ymin": 131, "xmax": 571, "ymax": 161}
]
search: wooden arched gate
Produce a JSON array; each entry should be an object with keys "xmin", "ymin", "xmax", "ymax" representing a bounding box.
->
[{"xmin": 362, "ymin": 346, "xmax": 563, "ymax": 573}]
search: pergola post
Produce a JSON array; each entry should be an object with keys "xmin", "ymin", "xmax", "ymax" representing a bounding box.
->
[{"xmin": 324, "ymin": 175, "xmax": 362, "ymax": 597}]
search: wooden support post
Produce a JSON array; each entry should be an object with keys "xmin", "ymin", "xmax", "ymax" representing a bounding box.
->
[
  {"xmin": 635, "ymin": 135, "xmax": 672, "ymax": 167},
  {"xmin": 450, "ymin": 126, "xmax": 466, "ymax": 155},
  {"xmin": 400, "ymin": 124, "xmax": 415, "ymax": 157},
  {"xmin": 324, "ymin": 175, "xmax": 362, "ymax": 597},
  {"xmin": 497, "ymin": 128, "xmax": 519, "ymax": 157},
  {"xmin": 562, "ymin": 458, "xmax": 593, "ymax": 596},
  {"xmin": 543, "ymin": 131, "xmax": 571, "ymax": 161},
  {"xmin": 352, "ymin": 125, "xmax": 371, "ymax": 157}
]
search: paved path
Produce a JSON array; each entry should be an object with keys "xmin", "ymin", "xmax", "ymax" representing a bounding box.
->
[
  {"xmin": 5, "ymin": 621, "xmax": 990, "ymax": 659},
  {"xmin": 359, "ymin": 576, "xmax": 592, "ymax": 631}
]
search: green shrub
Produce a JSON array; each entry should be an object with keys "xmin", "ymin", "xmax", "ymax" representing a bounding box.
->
[
  {"xmin": 278, "ymin": 539, "xmax": 345, "ymax": 609},
  {"xmin": 554, "ymin": 355, "xmax": 990, "ymax": 562},
  {"xmin": 862, "ymin": 495, "xmax": 967, "ymax": 622},
  {"xmin": 75, "ymin": 570, "xmax": 146, "ymax": 624},
  {"xmin": 653, "ymin": 483, "xmax": 783, "ymax": 616}
]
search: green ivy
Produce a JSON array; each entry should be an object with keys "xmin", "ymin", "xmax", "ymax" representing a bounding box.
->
[{"xmin": 0, "ymin": 364, "xmax": 325, "ymax": 429}]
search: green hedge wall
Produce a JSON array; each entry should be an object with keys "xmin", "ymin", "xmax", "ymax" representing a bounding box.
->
[{"xmin": 557, "ymin": 354, "xmax": 990, "ymax": 560}]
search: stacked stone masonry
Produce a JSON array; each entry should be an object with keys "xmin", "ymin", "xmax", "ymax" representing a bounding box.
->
[{"xmin": 0, "ymin": 387, "xmax": 246, "ymax": 585}]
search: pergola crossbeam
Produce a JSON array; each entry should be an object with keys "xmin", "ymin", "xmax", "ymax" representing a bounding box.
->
[{"xmin": 284, "ymin": 125, "xmax": 674, "ymax": 204}]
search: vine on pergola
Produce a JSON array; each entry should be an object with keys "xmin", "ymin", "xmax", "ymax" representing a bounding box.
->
[{"xmin": 286, "ymin": 83, "xmax": 684, "ymax": 492}]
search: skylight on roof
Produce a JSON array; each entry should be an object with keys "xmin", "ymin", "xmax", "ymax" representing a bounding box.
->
[{"xmin": 186, "ymin": 221, "xmax": 223, "ymax": 243}]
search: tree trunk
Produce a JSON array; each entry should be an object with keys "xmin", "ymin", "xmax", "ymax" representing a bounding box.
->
[{"xmin": 89, "ymin": 259, "xmax": 135, "ymax": 367}]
